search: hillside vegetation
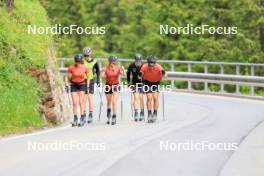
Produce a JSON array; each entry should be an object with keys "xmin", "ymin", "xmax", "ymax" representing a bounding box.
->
[
  {"xmin": 42, "ymin": 0, "xmax": 264, "ymax": 63},
  {"xmin": 41, "ymin": 0, "xmax": 264, "ymax": 94},
  {"xmin": 0, "ymin": 0, "xmax": 52, "ymax": 135}
]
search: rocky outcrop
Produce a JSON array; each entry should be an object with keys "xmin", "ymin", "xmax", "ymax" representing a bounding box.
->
[{"xmin": 29, "ymin": 48, "xmax": 71, "ymax": 124}]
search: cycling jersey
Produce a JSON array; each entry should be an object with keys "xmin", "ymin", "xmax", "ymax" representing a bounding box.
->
[
  {"xmin": 67, "ymin": 64, "xmax": 89, "ymax": 84},
  {"xmin": 105, "ymin": 65, "xmax": 122, "ymax": 85},
  {"xmin": 127, "ymin": 63, "xmax": 143, "ymax": 84},
  {"xmin": 83, "ymin": 59, "xmax": 100, "ymax": 80},
  {"xmin": 140, "ymin": 63, "xmax": 163, "ymax": 83}
]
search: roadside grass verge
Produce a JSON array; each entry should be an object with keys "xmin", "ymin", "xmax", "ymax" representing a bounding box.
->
[{"xmin": 0, "ymin": 1, "xmax": 52, "ymax": 135}]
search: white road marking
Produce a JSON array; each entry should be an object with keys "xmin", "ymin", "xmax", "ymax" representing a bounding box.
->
[{"xmin": 0, "ymin": 124, "xmax": 71, "ymax": 142}]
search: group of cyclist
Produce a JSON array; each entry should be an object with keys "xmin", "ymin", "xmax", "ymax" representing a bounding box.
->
[{"xmin": 64, "ymin": 47, "xmax": 167, "ymax": 126}]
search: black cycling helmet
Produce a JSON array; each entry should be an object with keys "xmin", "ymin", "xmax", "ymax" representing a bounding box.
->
[
  {"xmin": 134, "ymin": 54, "xmax": 143, "ymax": 63},
  {"xmin": 74, "ymin": 54, "xmax": 83, "ymax": 62},
  {"xmin": 147, "ymin": 55, "xmax": 157, "ymax": 67},
  {"xmin": 108, "ymin": 55, "xmax": 118, "ymax": 62}
]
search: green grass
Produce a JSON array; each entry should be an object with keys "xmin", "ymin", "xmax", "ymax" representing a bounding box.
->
[
  {"xmin": 0, "ymin": 0, "xmax": 52, "ymax": 135},
  {"xmin": 0, "ymin": 0, "xmax": 51, "ymax": 67},
  {"xmin": 0, "ymin": 64, "xmax": 43, "ymax": 135}
]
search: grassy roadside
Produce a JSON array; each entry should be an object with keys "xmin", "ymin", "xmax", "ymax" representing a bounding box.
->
[{"xmin": 0, "ymin": 0, "xmax": 52, "ymax": 135}]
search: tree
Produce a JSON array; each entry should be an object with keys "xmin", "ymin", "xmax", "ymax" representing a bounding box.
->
[
  {"xmin": 6, "ymin": 0, "xmax": 14, "ymax": 12},
  {"xmin": 41, "ymin": 0, "xmax": 264, "ymax": 63}
]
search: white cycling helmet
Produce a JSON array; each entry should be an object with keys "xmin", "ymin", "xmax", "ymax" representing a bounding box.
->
[{"xmin": 83, "ymin": 47, "xmax": 92, "ymax": 56}]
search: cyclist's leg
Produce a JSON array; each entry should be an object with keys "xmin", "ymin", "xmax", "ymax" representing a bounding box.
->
[
  {"xmin": 146, "ymin": 93, "xmax": 153, "ymax": 111},
  {"xmin": 112, "ymin": 91, "xmax": 119, "ymax": 114},
  {"xmin": 79, "ymin": 91, "xmax": 86, "ymax": 115},
  {"xmin": 153, "ymin": 92, "xmax": 160, "ymax": 111},
  {"xmin": 88, "ymin": 79, "xmax": 95, "ymax": 112},
  {"xmin": 71, "ymin": 92, "xmax": 78, "ymax": 115},
  {"xmin": 133, "ymin": 92, "xmax": 139, "ymax": 110}
]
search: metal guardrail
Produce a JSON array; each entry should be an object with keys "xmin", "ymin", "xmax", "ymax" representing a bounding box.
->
[{"xmin": 58, "ymin": 58, "xmax": 264, "ymax": 98}]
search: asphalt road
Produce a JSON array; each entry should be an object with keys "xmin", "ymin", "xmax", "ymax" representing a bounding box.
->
[{"xmin": 1, "ymin": 91, "xmax": 264, "ymax": 176}]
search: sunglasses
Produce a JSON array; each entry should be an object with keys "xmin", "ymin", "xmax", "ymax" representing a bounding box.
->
[{"xmin": 148, "ymin": 62, "xmax": 156, "ymax": 67}]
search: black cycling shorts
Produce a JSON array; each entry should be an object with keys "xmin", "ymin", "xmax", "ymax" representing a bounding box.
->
[
  {"xmin": 104, "ymin": 84, "xmax": 120, "ymax": 94},
  {"xmin": 70, "ymin": 84, "xmax": 87, "ymax": 93},
  {"xmin": 130, "ymin": 83, "xmax": 144, "ymax": 94},
  {"xmin": 143, "ymin": 81, "xmax": 160, "ymax": 93}
]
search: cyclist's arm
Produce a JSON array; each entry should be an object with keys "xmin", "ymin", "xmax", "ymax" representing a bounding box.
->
[
  {"xmin": 139, "ymin": 65, "xmax": 145, "ymax": 81},
  {"xmin": 162, "ymin": 69, "xmax": 168, "ymax": 80},
  {"xmin": 93, "ymin": 62, "xmax": 100, "ymax": 83},
  {"xmin": 64, "ymin": 68, "xmax": 71, "ymax": 86},
  {"xmin": 100, "ymin": 68, "xmax": 106, "ymax": 77},
  {"xmin": 126, "ymin": 65, "xmax": 132, "ymax": 83},
  {"xmin": 85, "ymin": 68, "xmax": 90, "ymax": 86},
  {"xmin": 120, "ymin": 66, "xmax": 126, "ymax": 76}
]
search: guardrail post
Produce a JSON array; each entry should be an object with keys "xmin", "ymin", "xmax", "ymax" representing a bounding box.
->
[
  {"xmin": 170, "ymin": 63, "xmax": 175, "ymax": 89},
  {"xmin": 188, "ymin": 63, "xmax": 192, "ymax": 90},
  {"xmin": 236, "ymin": 65, "xmax": 240, "ymax": 94},
  {"xmin": 204, "ymin": 64, "xmax": 208, "ymax": 92},
  {"xmin": 250, "ymin": 65, "xmax": 255, "ymax": 96},
  {"xmin": 60, "ymin": 58, "xmax": 64, "ymax": 68},
  {"xmin": 220, "ymin": 65, "xmax": 224, "ymax": 93}
]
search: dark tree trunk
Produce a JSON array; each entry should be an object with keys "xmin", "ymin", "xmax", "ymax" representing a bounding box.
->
[
  {"xmin": 260, "ymin": 26, "xmax": 264, "ymax": 51},
  {"xmin": 260, "ymin": 1, "xmax": 264, "ymax": 51},
  {"xmin": 76, "ymin": 34, "xmax": 82, "ymax": 52},
  {"xmin": 6, "ymin": 0, "xmax": 14, "ymax": 12}
]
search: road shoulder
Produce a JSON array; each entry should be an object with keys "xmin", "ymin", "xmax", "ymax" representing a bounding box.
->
[{"xmin": 220, "ymin": 121, "xmax": 264, "ymax": 176}]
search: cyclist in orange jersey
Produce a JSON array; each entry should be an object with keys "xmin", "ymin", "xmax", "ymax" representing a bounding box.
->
[
  {"xmin": 100, "ymin": 56, "xmax": 125, "ymax": 125},
  {"xmin": 140, "ymin": 55, "xmax": 167, "ymax": 123},
  {"xmin": 64, "ymin": 54, "xmax": 90, "ymax": 127}
]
